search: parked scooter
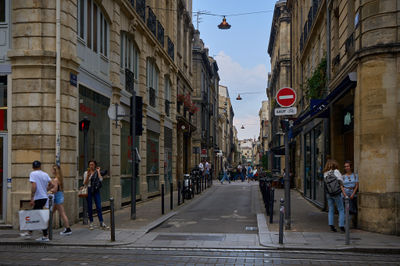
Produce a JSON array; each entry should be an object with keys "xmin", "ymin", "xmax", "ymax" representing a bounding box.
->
[{"xmin": 183, "ymin": 174, "xmax": 193, "ymax": 199}]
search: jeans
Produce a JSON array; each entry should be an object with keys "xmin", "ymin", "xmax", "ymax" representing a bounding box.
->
[
  {"xmin": 221, "ymin": 172, "xmax": 230, "ymax": 183},
  {"xmin": 327, "ymin": 194, "xmax": 344, "ymax": 227},
  {"xmin": 33, "ymin": 198, "xmax": 48, "ymax": 236},
  {"xmin": 87, "ymin": 188, "xmax": 103, "ymax": 223}
]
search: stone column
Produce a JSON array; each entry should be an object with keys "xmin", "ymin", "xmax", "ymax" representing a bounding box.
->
[{"xmin": 8, "ymin": 0, "xmax": 79, "ymax": 226}]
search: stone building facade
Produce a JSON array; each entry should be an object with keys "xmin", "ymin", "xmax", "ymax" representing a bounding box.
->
[
  {"xmin": 191, "ymin": 30, "xmax": 219, "ymax": 177},
  {"xmin": 286, "ymin": 0, "xmax": 400, "ymax": 234},
  {"xmin": 267, "ymin": 0, "xmax": 291, "ymax": 175},
  {"xmin": 259, "ymin": 100, "xmax": 270, "ymax": 168},
  {"xmin": 217, "ymin": 85, "xmax": 234, "ymax": 169},
  {"xmin": 2, "ymin": 0, "xmax": 198, "ymax": 228}
]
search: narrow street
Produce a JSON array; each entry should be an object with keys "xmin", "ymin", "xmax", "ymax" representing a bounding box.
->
[{"xmin": 154, "ymin": 182, "xmax": 259, "ymax": 234}]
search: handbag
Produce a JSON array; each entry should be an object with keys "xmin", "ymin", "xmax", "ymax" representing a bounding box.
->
[
  {"xmin": 91, "ymin": 171, "xmax": 102, "ymax": 192},
  {"xmin": 78, "ymin": 186, "xmax": 88, "ymax": 198}
]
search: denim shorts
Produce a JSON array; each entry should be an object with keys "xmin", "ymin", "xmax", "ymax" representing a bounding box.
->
[{"xmin": 54, "ymin": 191, "xmax": 64, "ymax": 204}]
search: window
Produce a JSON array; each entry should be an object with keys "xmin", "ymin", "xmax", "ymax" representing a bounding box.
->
[
  {"xmin": 146, "ymin": 59, "xmax": 159, "ymax": 108},
  {"xmin": 0, "ymin": 0, "xmax": 6, "ymax": 23},
  {"xmin": 77, "ymin": 0, "xmax": 108, "ymax": 57},
  {"xmin": 120, "ymin": 32, "xmax": 139, "ymax": 81},
  {"xmin": 164, "ymin": 76, "xmax": 171, "ymax": 116}
]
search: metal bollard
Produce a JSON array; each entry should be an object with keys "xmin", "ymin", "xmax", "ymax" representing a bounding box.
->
[
  {"xmin": 170, "ymin": 183, "xmax": 173, "ymax": 210},
  {"xmin": 197, "ymin": 177, "xmax": 200, "ymax": 194},
  {"xmin": 270, "ymin": 188, "xmax": 275, "ymax": 224},
  {"xmin": 345, "ymin": 196, "xmax": 350, "ymax": 245},
  {"xmin": 182, "ymin": 182, "xmax": 185, "ymax": 204},
  {"xmin": 177, "ymin": 181, "xmax": 181, "ymax": 205},
  {"xmin": 110, "ymin": 197, "xmax": 115, "ymax": 242},
  {"xmin": 161, "ymin": 184, "xmax": 165, "ymax": 215},
  {"xmin": 205, "ymin": 175, "xmax": 207, "ymax": 188},
  {"xmin": 279, "ymin": 198, "xmax": 285, "ymax": 244},
  {"xmin": 265, "ymin": 185, "xmax": 270, "ymax": 215},
  {"xmin": 48, "ymin": 194, "xmax": 54, "ymax": 240},
  {"xmin": 191, "ymin": 179, "xmax": 194, "ymax": 198},
  {"xmin": 82, "ymin": 195, "xmax": 88, "ymax": 225}
]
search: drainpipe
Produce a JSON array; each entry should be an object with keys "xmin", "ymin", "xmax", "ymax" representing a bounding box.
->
[
  {"xmin": 326, "ymin": 0, "xmax": 332, "ymax": 94},
  {"xmin": 55, "ymin": 0, "xmax": 61, "ymax": 165}
]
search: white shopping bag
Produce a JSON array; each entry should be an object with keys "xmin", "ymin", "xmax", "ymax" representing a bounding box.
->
[{"xmin": 19, "ymin": 209, "xmax": 49, "ymax": 231}]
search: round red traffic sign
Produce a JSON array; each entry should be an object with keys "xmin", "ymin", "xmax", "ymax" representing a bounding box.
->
[{"xmin": 276, "ymin": 87, "xmax": 296, "ymax": 107}]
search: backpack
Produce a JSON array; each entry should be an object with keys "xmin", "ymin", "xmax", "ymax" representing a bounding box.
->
[{"xmin": 324, "ymin": 170, "xmax": 341, "ymax": 196}]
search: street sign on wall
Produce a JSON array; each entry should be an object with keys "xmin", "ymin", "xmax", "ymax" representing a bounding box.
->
[
  {"xmin": 274, "ymin": 107, "xmax": 297, "ymax": 116},
  {"xmin": 276, "ymin": 87, "xmax": 296, "ymax": 107}
]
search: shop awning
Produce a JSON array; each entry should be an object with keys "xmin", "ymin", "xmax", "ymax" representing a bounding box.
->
[{"xmin": 293, "ymin": 75, "xmax": 357, "ymax": 131}]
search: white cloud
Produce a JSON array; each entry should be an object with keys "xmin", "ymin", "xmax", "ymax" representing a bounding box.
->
[{"xmin": 215, "ymin": 51, "xmax": 267, "ymax": 140}]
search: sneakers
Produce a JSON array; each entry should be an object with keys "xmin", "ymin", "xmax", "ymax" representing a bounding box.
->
[
  {"xmin": 330, "ymin": 225, "xmax": 337, "ymax": 232},
  {"xmin": 100, "ymin": 222, "xmax": 110, "ymax": 230},
  {"xmin": 89, "ymin": 222, "xmax": 95, "ymax": 230},
  {"xmin": 20, "ymin": 231, "xmax": 32, "ymax": 238},
  {"xmin": 36, "ymin": 236, "xmax": 49, "ymax": 242},
  {"xmin": 60, "ymin": 228, "xmax": 72, "ymax": 236},
  {"xmin": 340, "ymin": 226, "xmax": 346, "ymax": 233}
]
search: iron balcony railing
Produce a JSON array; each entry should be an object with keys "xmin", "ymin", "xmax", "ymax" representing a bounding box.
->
[
  {"xmin": 149, "ymin": 87, "xmax": 156, "ymax": 107},
  {"xmin": 167, "ymin": 36, "xmax": 174, "ymax": 61},
  {"xmin": 300, "ymin": 0, "xmax": 322, "ymax": 52},
  {"xmin": 125, "ymin": 68, "xmax": 135, "ymax": 93},
  {"xmin": 147, "ymin": 7, "xmax": 157, "ymax": 37},
  {"xmin": 157, "ymin": 20, "xmax": 164, "ymax": 47},
  {"xmin": 136, "ymin": 0, "xmax": 146, "ymax": 22}
]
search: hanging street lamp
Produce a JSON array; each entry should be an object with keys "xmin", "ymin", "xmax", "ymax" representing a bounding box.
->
[
  {"xmin": 236, "ymin": 94, "xmax": 242, "ymax": 100},
  {"xmin": 218, "ymin": 16, "xmax": 231, "ymax": 30}
]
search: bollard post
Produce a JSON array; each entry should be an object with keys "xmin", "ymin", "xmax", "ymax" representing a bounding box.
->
[
  {"xmin": 279, "ymin": 198, "xmax": 285, "ymax": 244},
  {"xmin": 177, "ymin": 181, "xmax": 181, "ymax": 205},
  {"xmin": 205, "ymin": 175, "xmax": 207, "ymax": 188},
  {"xmin": 161, "ymin": 184, "xmax": 165, "ymax": 215},
  {"xmin": 197, "ymin": 177, "xmax": 200, "ymax": 194},
  {"xmin": 170, "ymin": 183, "xmax": 173, "ymax": 210},
  {"xmin": 110, "ymin": 197, "xmax": 115, "ymax": 242},
  {"xmin": 82, "ymin": 196, "xmax": 88, "ymax": 225},
  {"xmin": 270, "ymin": 188, "xmax": 275, "ymax": 224},
  {"xmin": 48, "ymin": 194, "xmax": 54, "ymax": 240},
  {"xmin": 345, "ymin": 196, "xmax": 350, "ymax": 245},
  {"xmin": 265, "ymin": 184, "xmax": 270, "ymax": 216},
  {"xmin": 182, "ymin": 181, "xmax": 185, "ymax": 204},
  {"xmin": 191, "ymin": 178, "xmax": 194, "ymax": 198}
]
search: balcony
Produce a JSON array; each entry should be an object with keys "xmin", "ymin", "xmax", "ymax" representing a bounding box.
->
[
  {"xmin": 300, "ymin": 0, "xmax": 323, "ymax": 53},
  {"xmin": 167, "ymin": 36, "xmax": 174, "ymax": 61},
  {"xmin": 136, "ymin": 0, "xmax": 146, "ymax": 22},
  {"xmin": 147, "ymin": 7, "xmax": 157, "ymax": 37},
  {"xmin": 157, "ymin": 20, "xmax": 165, "ymax": 47},
  {"xmin": 149, "ymin": 87, "xmax": 156, "ymax": 107},
  {"xmin": 165, "ymin": 99, "xmax": 170, "ymax": 116}
]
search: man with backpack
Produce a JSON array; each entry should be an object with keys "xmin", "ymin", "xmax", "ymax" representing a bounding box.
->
[{"xmin": 323, "ymin": 159, "xmax": 346, "ymax": 232}]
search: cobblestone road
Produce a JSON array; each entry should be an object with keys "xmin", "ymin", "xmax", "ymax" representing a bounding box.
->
[{"xmin": 0, "ymin": 245, "xmax": 399, "ymax": 265}]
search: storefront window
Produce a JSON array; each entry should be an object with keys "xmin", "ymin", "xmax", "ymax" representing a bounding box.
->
[
  {"xmin": 147, "ymin": 130, "xmax": 159, "ymax": 192},
  {"xmin": 78, "ymin": 85, "xmax": 110, "ymax": 175},
  {"xmin": 305, "ymin": 132, "xmax": 311, "ymax": 198},
  {"xmin": 0, "ymin": 76, "xmax": 7, "ymax": 131},
  {"xmin": 314, "ymin": 123, "xmax": 324, "ymax": 204}
]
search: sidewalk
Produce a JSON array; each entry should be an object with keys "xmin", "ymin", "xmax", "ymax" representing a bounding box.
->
[
  {"xmin": 0, "ymin": 187, "xmax": 211, "ymax": 247},
  {"xmin": 257, "ymin": 188, "xmax": 400, "ymax": 253}
]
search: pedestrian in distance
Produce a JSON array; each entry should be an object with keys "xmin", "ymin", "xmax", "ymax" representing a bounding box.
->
[
  {"xmin": 20, "ymin": 160, "xmax": 52, "ymax": 242},
  {"xmin": 83, "ymin": 160, "xmax": 109, "ymax": 230},
  {"xmin": 342, "ymin": 160, "xmax": 359, "ymax": 228},
  {"xmin": 237, "ymin": 164, "xmax": 243, "ymax": 182},
  {"xmin": 220, "ymin": 162, "xmax": 230, "ymax": 184},
  {"xmin": 49, "ymin": 164, "xmax": 72, "ymax": 236},
  {"xmin": 323, "ymin": 159, "xmax": 346, "ymax": 232},
  {"xmin": 247, "ymin": 163, "xmax": 253, "ymax": 182}
]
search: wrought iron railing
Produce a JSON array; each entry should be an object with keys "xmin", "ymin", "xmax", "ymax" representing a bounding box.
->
[
  {"xmin": 129, "ymin": 0, "xmax": 135, "ymax": 9},
  {"xmin": 300, "ymin": 0, "xmax": 322, "ymax": 52},
  {"xmin": 165, "ymin": 99, "xmax": 170, "ymax": 116},
  {"xmin": 157, "ymin": 20, "xmax": 164, "ymax": 47},
  {"xmin": 147, "ymin": 7, "xmax": 157, "ymax": 37},
  {"xmin": 167, "ymin": 36, "xmax": 174, "ymax": 61},
  {"xmin": 149, "ymin": 87, "xmax": 156, "ymax": 107},
  {"xmin": 136, "ymin": 0, "xmax": 146, "ymax": 22}
]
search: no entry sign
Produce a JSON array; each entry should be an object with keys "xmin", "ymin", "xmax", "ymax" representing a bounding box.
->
[{"xmin": 276, "ymin": 87, "xmax": 296, "ymax": 107}]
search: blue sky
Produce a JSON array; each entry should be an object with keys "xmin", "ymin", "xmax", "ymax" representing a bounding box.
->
[{"xmin": 192, "ymin": 0, "xmax": 276, "ymax": 140}]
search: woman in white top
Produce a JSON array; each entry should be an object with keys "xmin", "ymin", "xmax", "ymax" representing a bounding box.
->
[{"xmin": 323, "ymin": 159, "xmax": 346, "ymax": 232}]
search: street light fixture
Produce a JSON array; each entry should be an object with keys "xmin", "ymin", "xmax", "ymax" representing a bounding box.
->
[
  {"xmin": 236, "ymin": 94, "xmax": 242, "ymax": 100},
  {"xmin": 218, "ymin": 16, "xmax": 231, "ymax": 29},
  {"xmin": 241, "ymin": 124, "xmax": 245, "ymax": 129}
]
